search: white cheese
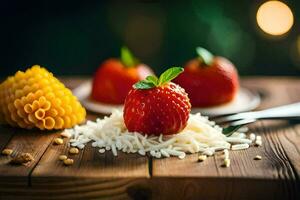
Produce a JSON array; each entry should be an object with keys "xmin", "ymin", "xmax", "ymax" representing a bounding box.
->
[{"xmin": 67, "ymin": 109, "xmax": 254, "ymax": 159}]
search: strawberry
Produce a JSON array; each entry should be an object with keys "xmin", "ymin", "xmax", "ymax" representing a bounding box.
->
[
  {"xmin": 174, "ymin": 47, "xmax": 239, "ymax": 107},
  {"xmin": 123, "ymin": 67, "xmax": 191, "ymax": 136},
  {"xmin": 91, "ymin": 47, "xmax": 154, "ymax": 105}
]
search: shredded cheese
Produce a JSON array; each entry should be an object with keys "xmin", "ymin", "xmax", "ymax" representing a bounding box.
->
[{"xmin": 64, "ymin": 109, "xmax": 252, "ymax": 159}]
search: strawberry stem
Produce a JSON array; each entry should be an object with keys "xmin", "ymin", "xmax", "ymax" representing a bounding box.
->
[
  {"xmin": 196, "ymin": 47, "xmax": 214, "ymax": 66},
  {"xmin": 133, "ymin": 67, "xmax": 183, "ymax": 90},
  {"xmin": 120, "ymin": 46, "xmax": 139, "ymax": 68}
]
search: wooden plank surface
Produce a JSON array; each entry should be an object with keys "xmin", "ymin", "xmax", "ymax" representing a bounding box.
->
[
  {"xmin": 11, "ymin": 78, "xmax": 149, "ymax": 200},
  {"xmin": 29, "ymin": 132, "xmax": 149, "ymax": 199},
  {"xmin": 151, "ymin": 77, "xmax": 300, "ymax": 199},
  {"xmin": 0, "ymin": 129, "xmax": 58, "ymax": 187},
  {"xmin": 0, "ymin": 126, "xmax": 14, "ymax": 153},
  {"xmin": 0, "ymin": 77, "xmax": 299, "ymax": 200}
]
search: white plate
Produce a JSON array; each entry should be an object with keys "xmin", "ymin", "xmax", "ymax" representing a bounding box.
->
[
  {"xmin": 191, "ymin": 88, "xmax": 261, "ymax": 116},
  {"xmin": 73, "ymin": 80, "xmax": 260, "ymax": 116}
]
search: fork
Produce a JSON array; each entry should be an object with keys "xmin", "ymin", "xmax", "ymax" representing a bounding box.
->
[{"xmin": 213, "ymin": 102, "xmax": 300, "ymax": 136}]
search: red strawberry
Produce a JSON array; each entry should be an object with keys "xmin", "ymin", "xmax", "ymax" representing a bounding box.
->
[
  {"xmin": 174, "ymin": 47, "xmax": 239, "ymax": 107},
  {"xmin": 123, "ymin": 67, "xmax": 191, "ymax": 136},
  {"xmin": 91, "ymin": 47, "xmax": 154, "ymax": 104}
]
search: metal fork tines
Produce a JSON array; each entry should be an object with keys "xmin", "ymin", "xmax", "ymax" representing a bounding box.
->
[
  {"xmin": 212, "ymin": 112, "xmax": 256, "ymax": 125},
  {"xmin": 212, "ymin": 102, "xmax": 300, "ymax": 125}
]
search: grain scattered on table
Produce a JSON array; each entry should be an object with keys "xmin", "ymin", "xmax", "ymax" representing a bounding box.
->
[{"xmin": 1, "ymin": 148, "xmax": 13, "ymax": 156}]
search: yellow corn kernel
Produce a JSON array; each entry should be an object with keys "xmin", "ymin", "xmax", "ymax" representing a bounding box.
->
[
  {"xmin": 28, "ymin": 113, "xmax": 38, "ymax": 123},
  {"xmin": 38, "ymin": 96, "xmax": 47, "ymax": 106},
  {"xmin": 0, "ymin": 65, "xmax": 86, "ymax": 130},
  {"xmin": 64, "ymin": 105, "xmax": 72, "ymax": 115},
  {"xmin": 31, "ymin": 100, "xmax": 40, "ymax": 112},
  {"xmin": 7, "ymin": 103, "xmax": 15, "ymax": 113},
  {"xmin": 13, "ymin": 99, "xmax": 23, "ymax": 109},
  {"xmin": 47, "ymin": 108, "xmax": 58, "ymax": 117},
  {"xmin": 23, "ymin": 117, "xmax": 31, "ymax": 125},
  {"xmin": 24, "ymin": 104, "xmax": 32, "ymax": 114},
  {"xmin": 45, "ymin": 92, "xmax": 55, "ymax": 100},
  {"xmin": 61, "ymin": 96, "xmax": 70, "ymax": 104},
  {"xmin": 22, "ymin": 92, "xmax": 35, "ymax": 102},
  {"xmin": 41, "ymin": 101, "xmax": 51, "ymax": 111},
  {"xmin": 43, "ymin": 117, "xmax": 55, "ymax": 130},
  {"xmin": 35, "ymin": 109, "xmax": 45, "ymax": 120},
  {"xmin": 51, "ymin": 98, "xmax": 62, "ymax": 107},
  {"xmin": 56, "ymin": 107, "xmax": 65, "ymax": 116},
  {"xmin": 17, "ymin": 109, "xmax": 26, "ymax": 118},
  {"xmin": 54, "ymin": 117, "xmax": 64, "ymax": 129},
  {"xmin": 34, "ymin": 90, "xmax": 43, "ymax": 99},
  {"xmin": 70, "ymin": 115, "xmax": 77, "ymax": 125},
  {"xmin": 63, "ymin": 116, "xmax": 71, "ymax": 128}
]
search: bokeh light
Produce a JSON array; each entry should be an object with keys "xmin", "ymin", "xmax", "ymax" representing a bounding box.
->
[{"xmin": 256, "ymin": 1, "xmax": 294, "ymax": 36}]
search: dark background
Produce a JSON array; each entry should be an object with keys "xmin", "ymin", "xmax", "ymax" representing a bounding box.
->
[{"xmin": 1, "ymin": 0, "xmax": 300, "ymax": 77}]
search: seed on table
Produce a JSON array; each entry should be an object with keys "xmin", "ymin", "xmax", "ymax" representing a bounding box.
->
[
  {"xmin": 60, "ymin": 131, "xmax": 72, "ymax": 138},
  {"xmin": 58, "ymin": 155, "xmax": 67, "ymax": 161},
  {"xmin": 54, "ymin": 138, "xmax": 64, "ymax": 145},
  {"xmin": 99, "ymin": 149, "xmax": 105, "ymax": 153},
  {"xmin": 249, "ymin": 133, "xmax": 256, "ymax": 142},
  {"xmin": 1, "ymin": 148, "xmax": 13, "ymax": 156},
  {"xmin": 254, "ymin": 155, "xmax": 262, "ymax": 160},
  {"xmin": 222, "ymin": 158, "xmax": 231, "ymax": 167},
  {"xmin": 69, "ymin": 147, "xmax": 79, "ymax": 154},
  {"xmin": 10, "ymin": 153, "xmax": 34, "ymax": 165},
  {"xmin": 223, "ymin": 149, "xmax": 229, "ymax": 159},
  {"xmin": 255, "ymin": 140, "xmax": 262, "ymax": 146},
  {"xmin": 63, "ymin": 158, "xmax": 74, "ymax": 166},
  {"xmin": 198, "ymin": 155, "xmax": 207, "ymax": 162},
  {"xmin": 231, "ymin": 143, "xmax": 250, "ymax": 151},
  {"xmin": 178, "ymin": 154, "xmax": 186, "ymax": 159},
  {"xmin": 256, "ymin": 135, "xmax": 262, "ymax": 141}
]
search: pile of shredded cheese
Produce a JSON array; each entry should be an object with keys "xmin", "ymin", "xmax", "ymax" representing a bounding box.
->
[{"xmin": 63, "ymin": 109, "xmax": 254, "ymax": 159}]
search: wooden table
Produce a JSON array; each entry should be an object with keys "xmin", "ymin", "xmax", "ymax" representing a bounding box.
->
[{"xmin": 0, "ymin": 77, "xmax": 299, "ymax": 200}]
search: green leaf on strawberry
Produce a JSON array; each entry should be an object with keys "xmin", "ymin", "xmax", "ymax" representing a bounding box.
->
[
  {"xmin": 133, "ymin": 67, "xmax": 184, "ymax": 90},
  {"xmin": 133, "ymin": 80, "xmax": 156, "ymax": 89},
  {"xmin": 146, "ymin": 76, "xmax": 159, "ymax": 85},
  {"xmin": 121, "ymin": 46, "xmax": 139, "ymax": 68},
  {"xmin": 158, "ymin": 67, "xmax": 184, "ymax": 85}
]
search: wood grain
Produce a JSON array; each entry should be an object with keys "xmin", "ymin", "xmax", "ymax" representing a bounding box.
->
[
  {"xmin": 148, "ymin": 178, "xmax": 288, "ymax": 200},
  {"xmin": 151, "ymin": 77, "xmax": 300, "ymax": 199},
  {"xmin": 0, "ymin": 179, "xmax": 149, "ymax": 200},
  {"xmin": 0, "ymin": 129, "xmax": 58, "ymax": 186},
  {"xmin": 31, "ymin": 135, "xmax": 149, "ymax": 180},
  {"xmin": 28, "ymin": 112, "xmax": 149, "ymax": 199},
  {"xmin": 0, "ymin": 77, "xmax": 300, "ymax": 200},
  {"xmin": 0, "ymin": 126, "xmax": 14, "ymax": 152}
]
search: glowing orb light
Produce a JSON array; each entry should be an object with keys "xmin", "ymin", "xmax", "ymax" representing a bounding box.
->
[{"xmin": 256, "ymin": 1, "xmax": 294, "ymax": 36}]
